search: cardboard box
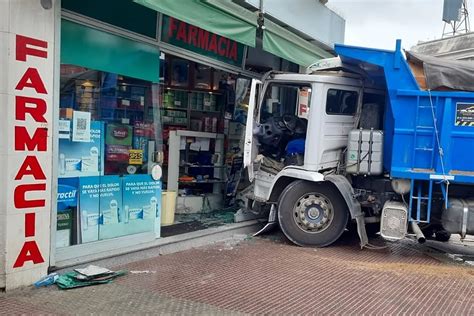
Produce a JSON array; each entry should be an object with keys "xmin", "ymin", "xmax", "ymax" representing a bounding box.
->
[{"xmin": 60, "ymin": 108, "xmax": 74, "ymax": 119}]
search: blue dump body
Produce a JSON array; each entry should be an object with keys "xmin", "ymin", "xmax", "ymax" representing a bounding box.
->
[{"xmin": 335, "ymin": 41, "xmax": 474, "ymax": 187}]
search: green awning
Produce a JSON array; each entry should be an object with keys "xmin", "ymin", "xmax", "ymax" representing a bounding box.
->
[
  {"xmin": 61, "ymin": 20, "xmax": 160, "ymax": 82},
  {"xmin": 263, "ymin": 19, "xmax": 334, "ymax": 67},
  {"xmin": 134, "ymin": 0, "xmax": 258, "ymax": 47}
]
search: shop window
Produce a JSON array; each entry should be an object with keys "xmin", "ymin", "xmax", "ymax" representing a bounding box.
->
[{"xmin": 57, "ymin": 65, "xmax": 162, "ymax": 248}]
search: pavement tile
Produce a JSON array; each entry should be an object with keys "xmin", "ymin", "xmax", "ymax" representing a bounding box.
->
[{"xmin": 0, "ymin": 234, "xmax": 473, "ymax": 315}]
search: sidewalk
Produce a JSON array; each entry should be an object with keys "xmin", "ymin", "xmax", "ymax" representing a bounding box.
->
[{"xmin": 1, "ymin": 233, "xmax": 473, "ymax": 315}]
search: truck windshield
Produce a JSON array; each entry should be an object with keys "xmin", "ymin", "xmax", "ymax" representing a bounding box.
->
[
  {"xmin": 256, "ymin": 82, "xmax": 311, "ymax": 159},
  {"xmin": 260, "ymin": 83, "xmax": 311, "ymax": 121}
]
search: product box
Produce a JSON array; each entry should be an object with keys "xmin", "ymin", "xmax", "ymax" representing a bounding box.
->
[
  {"xmin": 105, "ymin": 145, "xmax": 131, "ymax": 162},
  {"xmin": 58, "ymin": 121, "xmax": 105, "ymax": 178},
  {"xmin": 56, "ymin": 177, "xmax": 79, "ymax": 247},
  {"xmin": 60, "ymin": 108, "xmax": 74, "ymax": 119},
  {"xmin": 133, "ymin": 122, "xmax": 153, "ymax": 164},
  {"xmin": 106, "ymin": 123, "xmax": 133, "ymax": 146},
  {"xmin": 79, "ymin": 175, "xmax": 123, "ymax": 243},
  {"xmin": 122, "ymin": 174, "xmax": 162, "ymax": 237}
]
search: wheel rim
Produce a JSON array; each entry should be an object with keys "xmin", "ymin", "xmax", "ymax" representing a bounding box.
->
[{"xmin": 293, "ymin": 193, "xmax": 334, "ymax": 234}]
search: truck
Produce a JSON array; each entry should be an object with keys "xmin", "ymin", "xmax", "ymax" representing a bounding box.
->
[{"xmin": 243, "ymin": 40, "xmax": 474, "ymax": 248}]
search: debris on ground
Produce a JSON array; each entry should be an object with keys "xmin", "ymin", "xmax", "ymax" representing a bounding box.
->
[
  {"xmin": 55, "ymin": 265, "xmax": 127, "ymax": 290},
  {"xmin": 130, "ymin": 270, "xmax": 157, "ymax": 274},
  {"xmin": 34, "ymin": 273, "xmax": 59, "ymax": 288}
]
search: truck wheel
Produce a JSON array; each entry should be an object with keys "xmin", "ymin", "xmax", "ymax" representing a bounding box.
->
[
  {"xmin": 435, "ymin": 230, "xmax": 451, "ymax": 242},
  {"xmin": 278, "ymin": 180, "xmax": 349, "ymax": 247}
]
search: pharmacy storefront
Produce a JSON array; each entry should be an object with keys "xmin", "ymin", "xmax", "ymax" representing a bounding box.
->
[{"xmin": 1, "ymin": 0, "xmax": 332, "ymax": 290}]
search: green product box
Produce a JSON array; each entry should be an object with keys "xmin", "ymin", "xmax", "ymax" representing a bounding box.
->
[
  {"xmin": 106, "ymin": 123, "xmax": 133, "ymax": 146},
  {"xmin": 57, "ymin": 209, "xmax": 73, "ymax": 230}
]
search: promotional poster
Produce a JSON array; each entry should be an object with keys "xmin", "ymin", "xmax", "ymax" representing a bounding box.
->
[
  {"xmin": 122, "ymin": 174, "xmax": 162, "ymax": 238},
  {"xmin": 59, "ymin": 120, "xmax": 105, "ymax": 178},
  {"xmin": 79, "ymin": 175, "xmax": 122, "ymax": 243}
]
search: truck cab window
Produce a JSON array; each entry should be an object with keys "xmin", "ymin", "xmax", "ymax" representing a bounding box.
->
[
  {"xmin": 257, "ymin": 83, "xmax": 310, "ymax": 160},
  {"xmin": 326, "ymin": 89, "xmax": 358, "ymax": 115}
]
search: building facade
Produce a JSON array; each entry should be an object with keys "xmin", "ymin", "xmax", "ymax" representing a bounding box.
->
[{"xmin": 0, "ymin": 0, "xmax": 345, "ymax": 290}]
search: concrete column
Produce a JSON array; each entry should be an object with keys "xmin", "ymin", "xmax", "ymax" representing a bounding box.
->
[{"xmin": 0, "ymin": 0, "xmax": 57, "ymax": 290}]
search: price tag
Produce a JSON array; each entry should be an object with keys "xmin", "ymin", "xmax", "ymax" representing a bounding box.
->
[
  {"xmin": 129, "ymin": 149, "xmax": 143, "ymax": 165},
  {"xmin": 174, "ymin": 101, "xmax": 181, "ymax": 106},
  {"xmin": 204, "ymin": 100, "xmax": 211, "ymax": 106}
]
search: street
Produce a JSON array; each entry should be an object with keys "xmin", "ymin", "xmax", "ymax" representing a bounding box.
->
[{"xmin": 1, "ymin": 231, "xmax": 473, "ymax": 315}]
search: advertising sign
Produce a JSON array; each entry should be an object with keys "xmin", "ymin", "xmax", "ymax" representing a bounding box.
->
[
  {"xmin": 455, "ymin": 103, "xmax": 474, "ymax": 127},
  {"xmin": 2, "ymin": 1, "xmax": 56, "ymax": 289},
  {"xmin": 161, "ymin": 15, "xmax": 244, "ymax": 67},
  {"xmin": 79, "ymin": 176, "xmax": 122, "ymax": 243},
  {"xmin": 78, "ymin": 174, "xmax": 161, "ymax": 242},
  {"xmin": 59, "ymin": 121, "xmax": 104, "ymax": 178},
  {"xmin": 123, "ymin": 175, "xmax": 161, "ymax": 238},
  {"xmin": 72, "ymin": 110, "xmax": 91, "ymax": 142}
]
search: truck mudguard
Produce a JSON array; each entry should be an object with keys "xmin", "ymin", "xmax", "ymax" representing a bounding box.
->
[{"xmin": 324, "ymin": 174, "xmax": 368, "ymax": 248}]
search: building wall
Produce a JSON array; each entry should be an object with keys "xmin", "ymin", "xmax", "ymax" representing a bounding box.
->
[
  {"xmin": 411, "ymin": 32, "xmax": 474, "ymax": 61},
  {"xmin": 0, "ymin": 0, "xmax": 57, "ymax": 290},
  {"xmin": 244, "ymin": 0, "xmax": 345, "ymax": 48}
]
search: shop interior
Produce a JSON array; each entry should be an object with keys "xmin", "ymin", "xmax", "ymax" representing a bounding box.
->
[{"xmin": 159, "ymin": 53, "xmax": 251, "ymax": 237}]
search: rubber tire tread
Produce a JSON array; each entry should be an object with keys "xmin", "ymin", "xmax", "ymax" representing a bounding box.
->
[{"xmin": 278, "ymin": 180, "xmax": 349, "ymax": 247}]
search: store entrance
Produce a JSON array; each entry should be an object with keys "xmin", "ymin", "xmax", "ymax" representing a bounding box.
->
[{"xmin": 160, "ymin": 53, "xmax": 252, "ymax": 236}]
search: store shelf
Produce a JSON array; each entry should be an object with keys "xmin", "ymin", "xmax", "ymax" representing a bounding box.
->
[
  {"xmin": 163, "ymin": 122, "xmax": 188, "ymax": 127},
  {"xmin": 162, "ymin": 107, "xmax": 188, "ymax": 111},
  {"xmin": 178, "ymin": 179, "xmax": 226, "ymax": 184},
  {"xmin": 163, "ymin": 86, "xmax": 223, "ymax": 95},
  {"xmin": 190, "ymin": 109, "xmax": 220, "ymax": 114},
  {"xmin": 101, "ymin": 107, "xmax": 144, "ymax": 111},
  {"xmin": 180, "ymin": 163, "xmax": 227, "ymax": 168}
]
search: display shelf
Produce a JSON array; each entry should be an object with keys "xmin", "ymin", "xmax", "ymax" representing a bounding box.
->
[
  {"xmin": 162, "ymin": 107, "xmax": 188, "ymax": 111},
  {"xmin": 168, "ymin": 130, "xmax": 225, "ymax": 199},
  {"xmin": 190, "ymin": 110, "xmax": 221, "ymax": 114},
  {"xmin": 178, "ymin": 179, "xmax": 226, "ymax": 184},
  {"xmin": 180, "ymin": 163, "xmax": 226, "ymax": 168},
  {"xmin": 101, "ymin": 108, "xmax": 144, "ymax": 112},
  {"xmin": 163, "ymin": 86, "xmax": 223, "ymax": 95},
  {"xmin": 163, "ymin": 122, "xmax": 188, "ymax": 127}
]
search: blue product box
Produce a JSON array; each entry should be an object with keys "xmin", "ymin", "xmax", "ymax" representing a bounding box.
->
[
  {"xmin": 57, "ymin": 177, "xmax": 79, "ymax": 211},
  {"xmin": 59, "ymin": 121, "xmax": 105, "ymax": 178}
]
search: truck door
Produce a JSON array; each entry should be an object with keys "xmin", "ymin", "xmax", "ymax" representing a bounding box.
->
[{"xmin": 243, "ymin": 79, "xmax": 262, "ymax": 181}]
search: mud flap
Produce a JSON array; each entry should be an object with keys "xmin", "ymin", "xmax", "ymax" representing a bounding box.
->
[
  {"xmin": 355, "ymin": 214, "xmax": 369, "ymax": 248},
  {"xmin": 325, "ymin": 174, "xmax": 369, "ymax": 248},
  {"xmin": 253, "ymin": 204, "xmax": 277, "ymax": 236}
]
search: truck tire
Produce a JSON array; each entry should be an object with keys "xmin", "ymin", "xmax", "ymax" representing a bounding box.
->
[
  {"xmin": 435, "ymin": 230, "xmax": 451, "ymax": 242},
  {"xmin": 278, "ymin": 180, "xmax": 349, "ymax": 247}
]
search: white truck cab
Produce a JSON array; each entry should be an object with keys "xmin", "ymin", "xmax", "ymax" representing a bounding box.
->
[
  {"xmin": 245, "ymin": 42, "xmax": 474, "ymax": 248},
  {"xmin": 244, "ymin": 68, "xmax": 386, "ymax": 247}
]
